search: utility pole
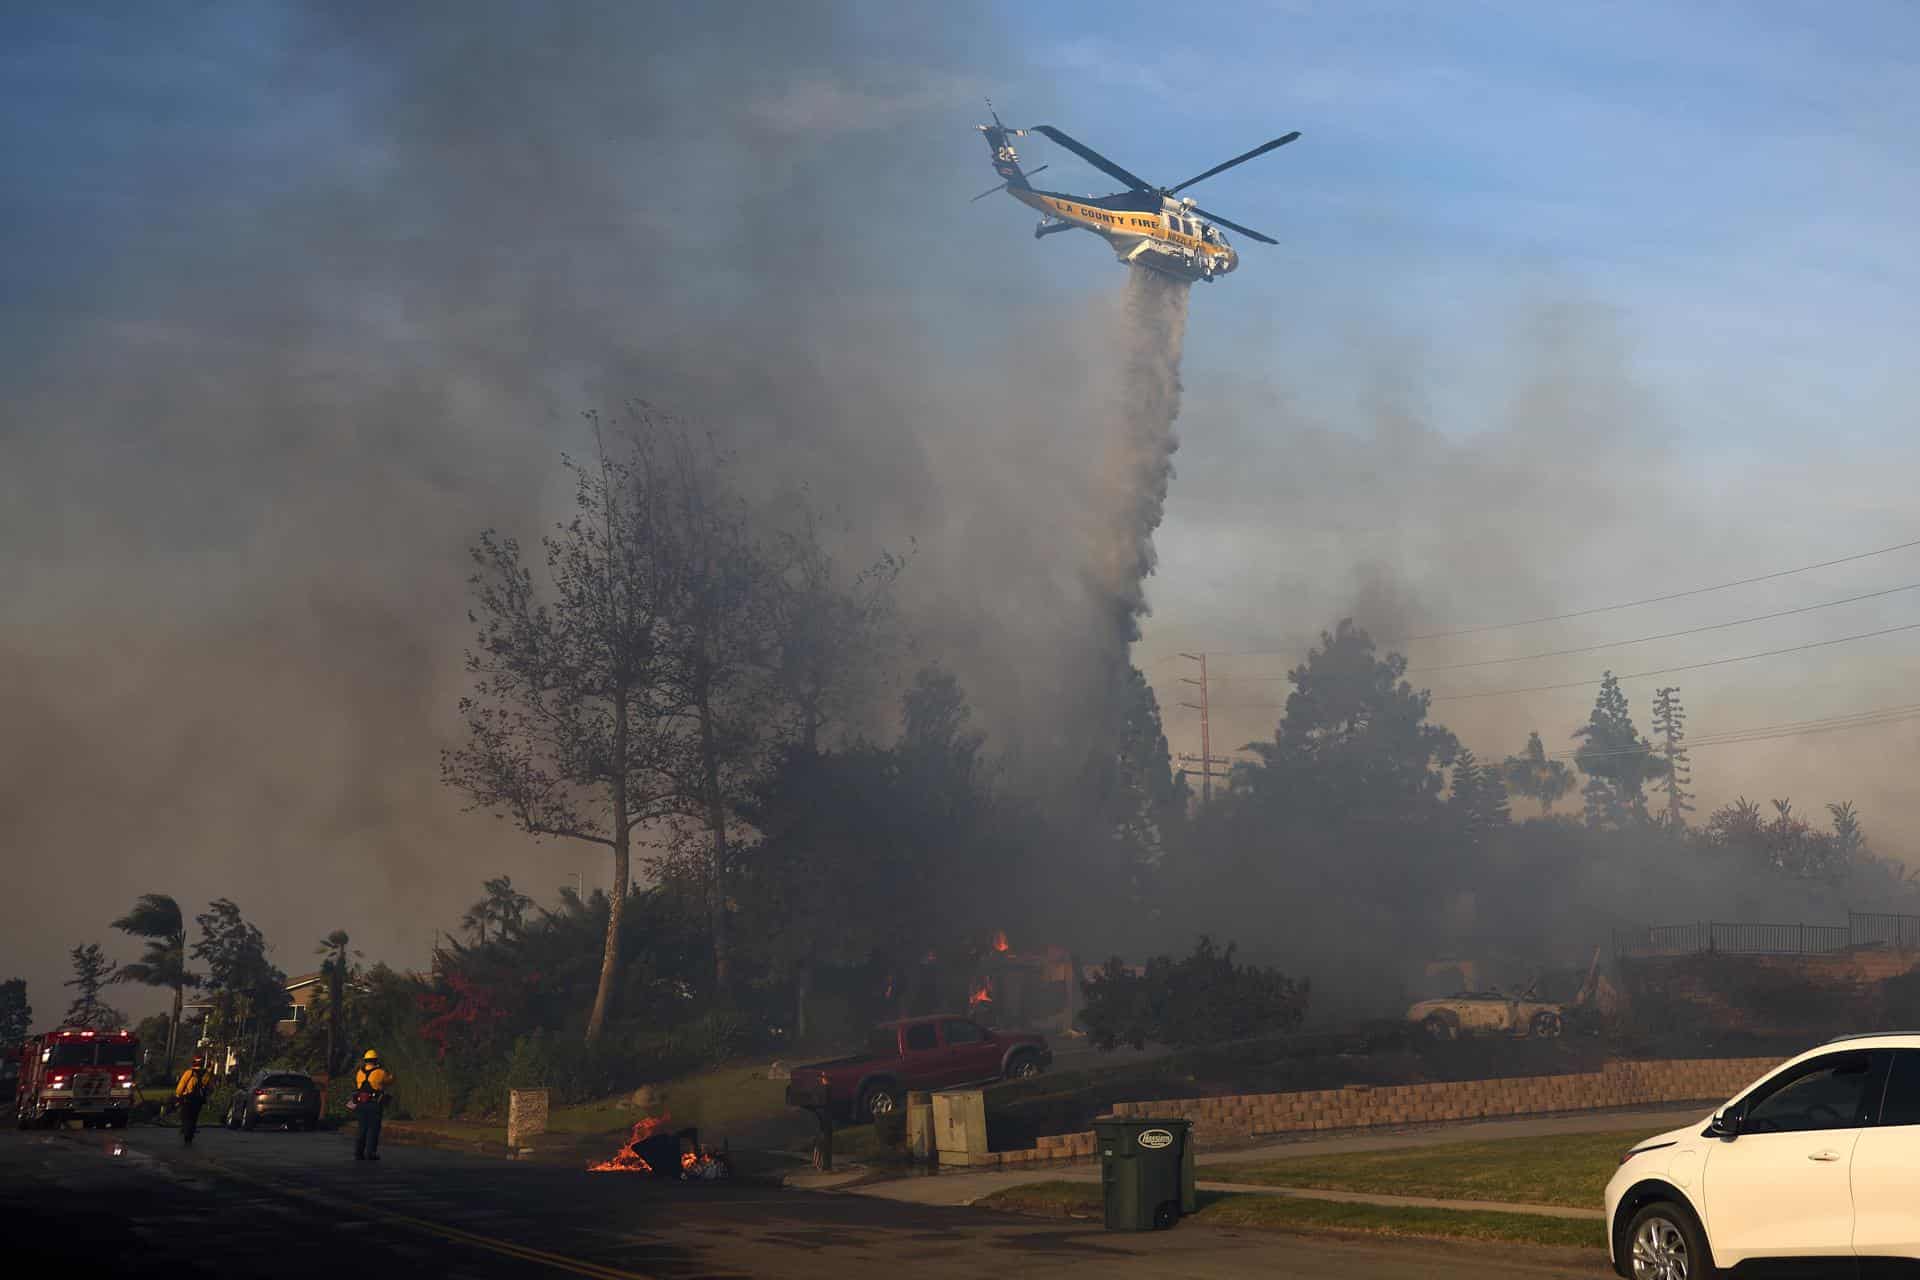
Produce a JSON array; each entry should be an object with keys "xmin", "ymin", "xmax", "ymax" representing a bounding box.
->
[{"xmin": 1178, "ymin": 652, "xmax": 1229, "ymax": 806}]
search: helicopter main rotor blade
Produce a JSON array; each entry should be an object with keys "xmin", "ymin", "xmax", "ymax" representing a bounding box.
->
[
  {"xmin": 1030, "ymin": 125, "xmax": 1155, "ymax": 193},
  {"xmin": 1168, "ymin": 131, "xmax": 1301, "ymax": 195},
  {"xmin": 1191, "ymin": 206, "xmax": 1277, "ymax": 245}
]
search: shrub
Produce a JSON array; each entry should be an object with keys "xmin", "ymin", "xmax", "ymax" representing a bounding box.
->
[{"xmin": 1079, "ymin": 937, "xmax": 1309, "ymax": 1051}]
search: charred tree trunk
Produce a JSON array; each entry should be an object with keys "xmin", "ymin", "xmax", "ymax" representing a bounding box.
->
[
  {"xmin": 698, "ymin": 682, "xmax": 732, "ymax": 991},
  {"xmin": 326, "ymin": 952, "xmax": 344, "ymax": 1076},
  {"xmin": 586, "ymin": 696, "xmax": 632, "ymax": 1044},
  {"xmin": 166, "ymin": 981, "xmax": 183, "ymax": 1075}
]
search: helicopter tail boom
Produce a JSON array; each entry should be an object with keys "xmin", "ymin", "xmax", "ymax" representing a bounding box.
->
[{"xmin": 977, "ymin": 110, "xmax": 1033, "ymax": 194}]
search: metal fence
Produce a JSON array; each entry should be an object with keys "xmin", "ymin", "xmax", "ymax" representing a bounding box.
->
[
  {"xmin": 1615, "ymin": 912, "xmax": 1920, "ymax": 958},
  {"xmin": 1850, "ymin": 911, "xmax": 1920, "ymax": 950}
]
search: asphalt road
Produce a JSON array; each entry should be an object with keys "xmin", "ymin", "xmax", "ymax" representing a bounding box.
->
[{"xmin": 0, "ymin": 1122, "xmax": 1615, "ymax": 1279}]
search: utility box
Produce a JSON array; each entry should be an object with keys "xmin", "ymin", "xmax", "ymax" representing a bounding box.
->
[
  {"xmin": 933, "ymin": 1089, "xmax": 988, "ymax": 1165},
  {"xmin": 507, "ymin": 1089, "xmax": 549, "ymax": 1151},
  {"xmin": 906, "ymin": 1091, "xmax": 935, "ymax": 1161},
  {"xmin": 1093, "ymin": 1117, "xmax": 1195, "ymax": 1231}
]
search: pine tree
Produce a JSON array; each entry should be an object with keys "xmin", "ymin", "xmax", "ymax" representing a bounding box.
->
[
  {"xmin": 1649, "ymin": 686, "xmax": 1694, "ymax": 828},
  {"xmin": 1572, "ymin": 672, "xmax": 1661, "ymax": 828},
  {"xmin": 1448, "ymin": 748, "xmax": 1509, "ymax": 843}
]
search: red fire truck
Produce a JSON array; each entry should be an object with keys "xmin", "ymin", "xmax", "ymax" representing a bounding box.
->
[{"xmin": 14, "ymin": 1028, "xmax": 139, "ymax": 1129}]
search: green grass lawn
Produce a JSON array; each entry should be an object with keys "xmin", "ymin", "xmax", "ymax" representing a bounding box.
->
[
  {"xmin": 1197, "ymin": 1130, "xmax": 1636, "ymax": 1209},
  {"xmin": 977, "ymin": 1181, "xmax": 1605, "ymax": 1250}
]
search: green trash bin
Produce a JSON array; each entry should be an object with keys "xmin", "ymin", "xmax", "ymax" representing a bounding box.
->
[{"xmin": 1093, "ymin": 1117, "xmax": 1196, "ymax": 1231}]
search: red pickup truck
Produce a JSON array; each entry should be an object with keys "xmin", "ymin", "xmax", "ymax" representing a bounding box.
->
[{"xmin": 786, "ymin": 1015, "xmax": 1051, "ymax": 1121}]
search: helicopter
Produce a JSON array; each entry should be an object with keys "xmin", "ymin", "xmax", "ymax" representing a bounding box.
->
[{"xmin": 974, "ymin": 103, "xmax": 1299, "ymax": 284}]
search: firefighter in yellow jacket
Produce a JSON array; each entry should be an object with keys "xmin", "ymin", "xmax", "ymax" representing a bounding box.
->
[
  {"xmin": 173, "ymin": 1055, "xmax": 211, "ymax": 1146},
  {"xmin": 351, "ymin": 1049, "xmax": 394, "ymax": 1161}
]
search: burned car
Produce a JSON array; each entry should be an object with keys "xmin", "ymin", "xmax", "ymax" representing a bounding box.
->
[{"xmin": 1407, "ymin": 988, "xmax": 1564, "ymax": 1040}]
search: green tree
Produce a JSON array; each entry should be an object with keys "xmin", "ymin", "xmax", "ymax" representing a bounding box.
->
[
  {"xmin": 442, "ymin": 433, "xmax": 680, "ymax": 1043},
  {"xmin": 1447, "ymin": 747, "xmax": 1510, "ymax": 843},
  {"xmin": 461, "ymin": 876, "xmax": 534, "ymax": 947},
  {"xmin": 191, "ymin": 899, "xmax": 284, "ymax": 1070},
  {"xmin": 63, "ymin": 943, "xmax": 123, "ymax": 1030},
  {"xmin": 1649, "ymin": 686, "xmax": 1694, "ymax": 827},
  {"xmin": 737, "ymin": 664, "xmax": 1019, "ymax": 1039},
  {"xmin": 1243, "ymin": 619, "xmax": 1458, "ymax": 819},
  {"xmin": 1098, "ymin": 665, "xmax": 1187, "ymax": 866},
  {"xmin": 111, "ymin": 893, "xmax": 200, "ymax": 1073},
  {"xmin": 1572, "ymin": 672, "xmax": 1663, "ymax": 828},
  {"xmin": 0, "ymin": 978, "xmax": 31, "ymax": 1048},
  {"xmin": 1500, "ymin": 731, "xmax": 1575, "ymax": 816},
  {"xmin": 130, "ymin": 1012, "xmax": 174, "ymax": 1083},
  {"xmin": 1828, "ymin": 801, "xmax": 1866, "ymax": 863}
]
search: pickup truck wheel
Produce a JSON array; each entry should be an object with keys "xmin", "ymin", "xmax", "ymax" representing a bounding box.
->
[
  {"xmin": 1422, "ymin": 1013, "xmax": 1458, "ymax": 1041},
  {"xmin": 1005, "ymin": 1053, "xmax": 1043, "ymax": 1080},
  {"xmin": 859, "ymin": 1085, "xmax": 899, "ymax": 1121},
  {"xmin": 1530, "ymin": 1011, "xmax": 1563, "ymax": 1039}
]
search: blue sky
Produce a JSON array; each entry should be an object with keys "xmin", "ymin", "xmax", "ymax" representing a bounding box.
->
[{"xmin": 994, "ymin": 0, "xmax": 1918, "ymax": 445}]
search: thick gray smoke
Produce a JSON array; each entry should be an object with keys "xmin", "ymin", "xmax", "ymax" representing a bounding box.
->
[{"xmin": 0, "ymin": 2, "xmax": 1200, "ymax": 1016}]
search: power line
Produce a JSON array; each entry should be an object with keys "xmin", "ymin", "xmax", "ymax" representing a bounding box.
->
[
  {"xmin": 1548, "ymin": 702, "xmax": 1920, "ymax": 761},
  {"xmin": 1404, "ymin": 535, "xmax": 1920, "ymax": 642},
  {"xmin": 1195, "ymin": 621, "xmax": 1920, "ymax": 711},
  {"xmin": 1428, "ymin": 621, "xmax": 1920, "ymax": 702},
  {"xmin": 1403, "ymin": 582, "xmax": 1920, "ymax": 674},
  {"xmin": 1145, "ymin": 533, "xmax": 1920, "ymax": 665}
]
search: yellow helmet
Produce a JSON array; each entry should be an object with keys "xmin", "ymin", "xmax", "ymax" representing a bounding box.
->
[{"xmin": 363, "ymin": 1049, "xmax": 380, "ymax": 1061}]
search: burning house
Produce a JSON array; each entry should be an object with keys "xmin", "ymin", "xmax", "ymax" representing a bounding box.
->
[{"xmin": 963, "ymin": 933, "xmax": 1083, "ymax": 1034}]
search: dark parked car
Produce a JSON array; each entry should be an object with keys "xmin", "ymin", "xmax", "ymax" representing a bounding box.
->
[{"xmin": 226, "ymin": 1070, "xmax": 322, "ymax": 1132}]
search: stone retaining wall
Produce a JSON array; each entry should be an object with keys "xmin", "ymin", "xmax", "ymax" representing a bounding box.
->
[{"xmin": 1104, "ymin": 1056, "xmax": 1779, "ymax": 1144}]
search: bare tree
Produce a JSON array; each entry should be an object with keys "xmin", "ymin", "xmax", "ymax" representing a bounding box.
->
[{"xmin": 442, "ymin": 427, "xmax": 677, "ymax": 1043}]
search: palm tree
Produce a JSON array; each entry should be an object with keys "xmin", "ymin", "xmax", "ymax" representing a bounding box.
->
[
  {"xmin": 112, "ymin": 894, "xmax": 199, "ymax": 1072},
  {"xmin": 314, "ymin": 930, "xmax": 361, "ymax": 1076},
  {"xmin": 462, "ymin": 876, "xmax": 534, "ymax": 947}
]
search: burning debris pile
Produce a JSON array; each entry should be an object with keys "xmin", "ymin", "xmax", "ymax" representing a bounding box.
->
[{"xmin": 587, "ymin": 1113, "xmax": 731, "ymax": 1181}]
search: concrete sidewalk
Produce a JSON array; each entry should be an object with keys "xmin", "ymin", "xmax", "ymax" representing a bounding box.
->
[{"xmin": 845, "ymin": 1165, "xmax": 1603, "ymax": 1219}]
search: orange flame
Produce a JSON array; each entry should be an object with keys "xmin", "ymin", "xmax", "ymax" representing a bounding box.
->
[
  {"xmin": 968, "ymin": 977, "xmax": 994, "ymax": 1008},
  {"xmin": 588, "ymin": 1113, "xmax": 670, "ymax": 1173},
  {"xmin": 992, "ymin": 930, "xmax": 1009, "ymax": 953}
]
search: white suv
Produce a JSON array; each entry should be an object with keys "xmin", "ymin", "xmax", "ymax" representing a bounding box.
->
[{"xmin": 1605, "ymin": 1033, "xmax": 1920, "ymax": 1278}]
